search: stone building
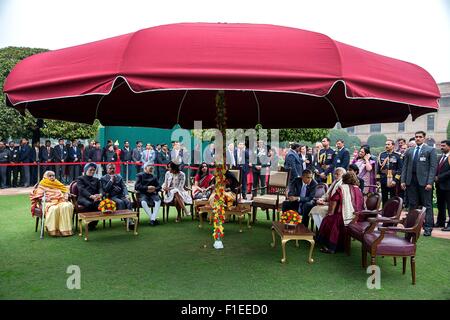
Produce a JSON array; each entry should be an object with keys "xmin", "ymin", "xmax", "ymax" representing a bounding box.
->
[{"xmin": 340, "ymin": 82, "xmax": 450, "ymax": 146}]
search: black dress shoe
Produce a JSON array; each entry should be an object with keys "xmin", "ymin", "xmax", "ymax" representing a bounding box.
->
[
  {"xmin": 150, "ymin": 220, "xmax": 160, "ymax": 226},
  {"xmin": 423, "ymin": 231, "xmax": 432, "ymax": 236},
  {"xmin": 441, "ymin": 226, "xmax": 450, "ymax": 232},
  {"xmin": 434, "ymin": 223, "xmax": 445, "ymax": 228}
]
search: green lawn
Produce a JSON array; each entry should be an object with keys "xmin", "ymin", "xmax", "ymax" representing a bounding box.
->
[{"xmin": 0, "ymin": 194, "xmax": 449, "ymax": 300}]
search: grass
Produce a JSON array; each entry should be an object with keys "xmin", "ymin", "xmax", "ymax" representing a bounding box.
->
[{"xmin": 0, "ymin": 195, "xmax": 449, "ymax": 300}]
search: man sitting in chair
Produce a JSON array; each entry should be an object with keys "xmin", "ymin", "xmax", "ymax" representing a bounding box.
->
[
  {"xmin": 135, "ymin": 163, "xmax": 162, "ymax": 226},
  {"xmin": 281, "ymin": 169, "xmax": 317, "ymax": 228},
  {"xmin": 101, "ymin": 164, "xmax": 131, "ymax": 210}
]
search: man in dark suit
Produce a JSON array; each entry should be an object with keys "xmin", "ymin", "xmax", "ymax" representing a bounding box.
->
[
  {"xmin": 401, "ymin": 131, "xmax": 437, "ymax": 236},
  {"xmin": 40, "ymin": 140, "xmax": 54, "ymax": 178},
  {"xmin": 120, "ymin": 140, "xmax": 132, "ymax": 180},
  {"xmin": 155, "ymin": 143, "xmax": 171, "ymax": 186},
  {"xmin": 235, "ymin": 141, "xmax": 250, "ymax": 198},
  {"xmin": 18, "ymin": 138, "xmax": 33, "ymax": 187},
  {"xmin": 68, "ymin": 139, "xmax": 82, "ymax": 182},
  {"xmin": 132, "ymin": 141, "xmax": 144, "ymax": 175},
  {"xmin": 7, "ymin": 141, "xmax": 19, "ymax": 187},
  {"xmin": 435, "ymin": 140, "xmax": 450, "ymax": 231},
  {"xmin": 332, "ymin": 139, "xmax": 350, "ymax": 171},
  {"xmin": 0, "ymin": 141, "xmax": 10, "ymax": 189},
  {"xmin": 281, "ymin": 169, "xmax": 317, "ymax": 228},
  {"xmin": 284, "ymin": 143, "xmax": 303, "ymax": 190},
  {"xmin": 251, "ymin": 140, "xmax": 271, "ymax": 197},
  {"xmin": 52, "ymin": 138, "xmax": 68, "ymax": 182}
]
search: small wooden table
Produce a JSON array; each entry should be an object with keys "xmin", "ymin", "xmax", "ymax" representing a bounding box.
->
[
  {"xmin": 271, "ymin": 222, "xmax": 315, "ymax": 264},
  {"xmin": 197, "ymin": 203, "xmax": 252, "ymax": 233},
  {"xmin": 78, "ymin": 210, "xmax": 138, "ymax": 241}
]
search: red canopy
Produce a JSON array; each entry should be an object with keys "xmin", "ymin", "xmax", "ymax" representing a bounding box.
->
[{"xmin": 4, "ymin": 23, "xmax": 440, "ymax": 128}]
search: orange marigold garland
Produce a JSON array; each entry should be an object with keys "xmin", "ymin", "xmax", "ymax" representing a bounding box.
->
[
  {"xmin": 98, "ymin": 198, "xmax": 116, "ymax": 213},
  {"xmin": 212, "ymin": 90, "xmax": 227, "ymax": 249}
]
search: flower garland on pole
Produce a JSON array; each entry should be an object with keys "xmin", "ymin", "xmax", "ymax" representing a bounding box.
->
[{"xmin": 212, "ymin": 90, "xmax": 227, "ymax": 249}]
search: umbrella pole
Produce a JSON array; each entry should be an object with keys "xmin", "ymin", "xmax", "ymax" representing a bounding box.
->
[{"xmin": 212, "ymin": 91, "xmax": 227, "ymax": 249}]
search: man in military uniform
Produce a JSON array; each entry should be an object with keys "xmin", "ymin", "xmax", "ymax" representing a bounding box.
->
[
  {"xmin": 377, "ymin": 139, "xmax": 403, "ymax": 206},
  {"xmin": 316, "ymin": 137, "xmax": 335, "ymax": 184}
]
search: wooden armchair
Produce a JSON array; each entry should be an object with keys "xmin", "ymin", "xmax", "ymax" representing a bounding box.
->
[
  {"xmin": 251, "ymin": 170, "xmax": 289, "ymax": 224},
  {"xmin": 162, "ymin": 187, "xmax": 194, "ymax": 223},
  {"xmin": 345, "ymin": 196, "xmax": 403, "ymax": 256},
  {"xmin": 362, "ymin": 207, "xmax": 426, "ymax": 285},
  {"xmin": 129, "ymin": 189, "xmax": 165, "ymax": 224}
]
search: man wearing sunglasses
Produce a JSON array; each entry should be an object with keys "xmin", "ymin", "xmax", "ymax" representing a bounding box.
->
[{"xmin": 401, "ymin": 131, "xmax": 437, "ymax": 236}]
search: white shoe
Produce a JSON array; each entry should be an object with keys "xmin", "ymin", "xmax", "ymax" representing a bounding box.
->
[{"xmin": 185, "ymin": 209, "xmax": 191, "ymax": 216}]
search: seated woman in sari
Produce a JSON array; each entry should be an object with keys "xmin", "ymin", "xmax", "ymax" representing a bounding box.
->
[
  {"xmin": 77, "ymin": 163, "xmax": 102, "ymax": 230},
  {"xmin": 317, "ymin": 171, "xmax": 364, "ymax": 254},
  {"xmin": 192, "ymin": 162, "xmax": 215, "ymax": 200},
  {"xmin": 30, "ymin": 170, "xmax": 74, "ymax": 236},
  {"xmin": 208, "ymin": 169, "xmax": 239, "ymax": 209},
  {"xmin": 162, "ymin": 161, "xmax": 193, "ymax": 222},
  {"xmin": 309, "ymin": 167, "xmax": 346, "ymax": 229}
]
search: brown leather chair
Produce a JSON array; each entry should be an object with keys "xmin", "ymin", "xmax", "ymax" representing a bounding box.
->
[
  {"xmin": 364, "ymin": 191, "xmax": 382, "ymax": 211},
  {"xmin": 362, "ymin": 207, "xmax": 426, "ymax": 285},
  {"xmin": 345, "ymin": 196, "xmax": 403, "ymax": 256},
  {"xmin": 251, "ymin": 170, "xmax": 289, "ymax": 223},
  {"xmin": 129, "ymin": 190, "xmax": 164, "ymax": 224}
]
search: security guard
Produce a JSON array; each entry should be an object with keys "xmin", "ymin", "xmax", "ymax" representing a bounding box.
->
[
  {"xmin": 316, "ymin": 137, "xmax": 335, "ymax": 184},
  {"xmin": 377, "ymin": 139, "xmax": 403, "ymax": 206}
]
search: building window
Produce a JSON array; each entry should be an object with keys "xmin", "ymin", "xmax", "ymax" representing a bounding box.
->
[
  {"xmin": 346, "ymin": 126, "xmax": 355, "ymax": 134},
  {"xmin": 427, "ymin": 115, "xmax": 435, "ymax": 131},
  {"xmin": 370, "ymin": 124, "xmax": 381, "ymax": 133},
  {"xmin": 398, "ymin": 122, "xmax": 405, "ymax": 132}
]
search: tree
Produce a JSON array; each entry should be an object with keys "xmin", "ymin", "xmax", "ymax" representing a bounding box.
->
[
  {"xmin": 329, "ymin": 129, "xmax": 361, "ymax": 149},
  {"xmin": 447, "ymin": 120, "xmax": 450, "ymax": 139},
  {"xmin": 279, "ymin": 128, "xmax": 329, "ymax": 144},
  {"xmin": 0, "ymin": 46, "xmax": 99, "ymax": 141},
  {"xmin": 367, "ymin": 134, "xmax": 387, "ymax": 148}
]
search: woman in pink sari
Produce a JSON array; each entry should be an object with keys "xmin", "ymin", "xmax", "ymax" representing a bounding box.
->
[
  {"xmin": 351, "ymin": 146, "xmax": 376, "ymax": 194},
  {"xmin": 317, "ymin": 172, "xmax": 364, "ymax": 253}
]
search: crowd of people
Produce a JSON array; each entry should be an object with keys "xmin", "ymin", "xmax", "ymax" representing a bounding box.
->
[{"xmin": 5, "ymin": 130, "xmax": 449, "ymax": 244}]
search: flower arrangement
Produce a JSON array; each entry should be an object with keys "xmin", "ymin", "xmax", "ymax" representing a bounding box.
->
[
  {"xmin": 98, "ymin": 198, "xmax": 116, "ymax": 213},
  {"xmin": 279, "ymin": 210, "xmax": 302, "ymax": 225},
  {"xmin": 212, "ymin": 164, "xmax": 226, "ymax": 243}
]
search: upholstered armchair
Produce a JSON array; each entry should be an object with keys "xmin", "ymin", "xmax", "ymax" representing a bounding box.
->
[
  {"xmin": 251, "ymin": 170, "xmax": 289, "ymax": 223},
  {"xmin": 345, "ymin": 196, "xmax": 403, "ymax": 256},
  {"xmin": 362, "ymin": 207, "xmax": 426, "ymax": 285}
]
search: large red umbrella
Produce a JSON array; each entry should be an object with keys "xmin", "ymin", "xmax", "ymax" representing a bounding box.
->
[{"xmin": 4, "ymin": 23, "xmax": 440, "ymax": 129}]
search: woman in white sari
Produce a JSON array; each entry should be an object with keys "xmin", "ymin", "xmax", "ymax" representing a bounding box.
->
[{"xmin": 310, "ymin": 168, "xmax": 346, "ymax": 229}]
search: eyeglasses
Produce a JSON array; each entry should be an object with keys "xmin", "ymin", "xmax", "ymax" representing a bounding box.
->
[{"xmin": 415, "ymin": 136, "xmax": 424, "ymax": 138}]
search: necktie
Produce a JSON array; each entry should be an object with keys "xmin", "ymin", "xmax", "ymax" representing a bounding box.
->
[
  {"xmin": 438, "ymin": 155, "xmax": 447, "ymax": 174},
  {"xmin": 412, "ymin": 146, "xmax": 420, "ymax": 173},
  {"xmin": 300, "ymin": 183, "xmax": 307, "ymax": 198}
]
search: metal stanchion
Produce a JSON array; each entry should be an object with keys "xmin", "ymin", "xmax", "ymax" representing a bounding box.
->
[{"xmin": 37, "ymin": 162, "xmax": 41, "ymax": 182}]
